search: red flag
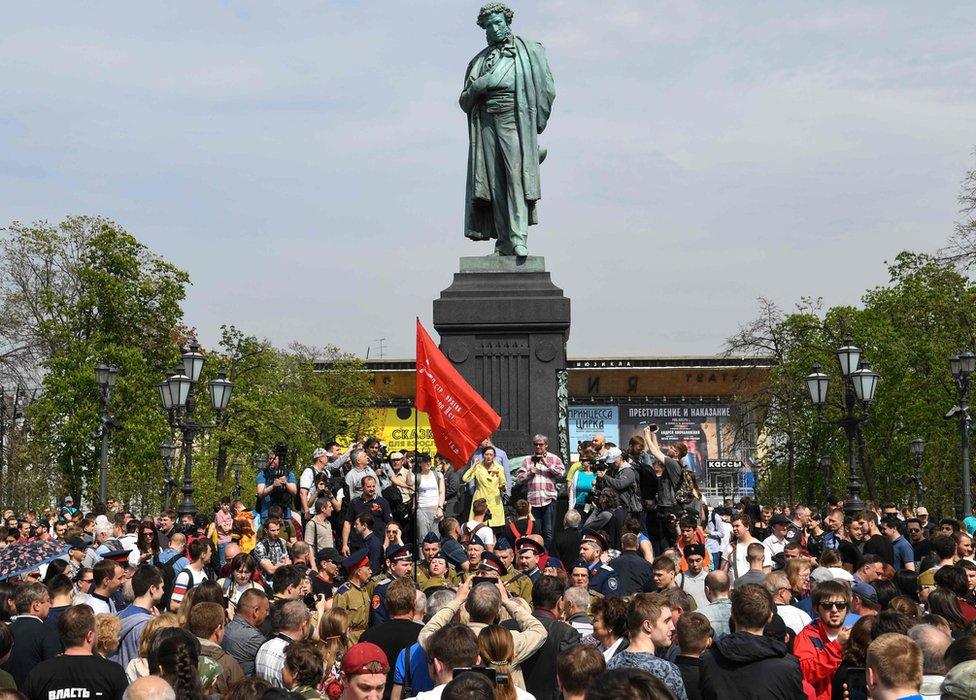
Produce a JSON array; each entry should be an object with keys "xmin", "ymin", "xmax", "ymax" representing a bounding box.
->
[{"xmin": 415, "ymin": 319, "xmax": 501, "ymax": 468}]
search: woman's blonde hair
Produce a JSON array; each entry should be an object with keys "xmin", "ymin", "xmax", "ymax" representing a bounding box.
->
[
  {"xmin": 94, "ymin": 613, "xmax": 121, "ymax": 656},
  {"xmin": 176, "ymin": 588, "xmax": 198, "ymax": 627},
  {"xmin": 138, "ymin": 612, "xmax": 180, "ymax": 658},
  {"xmin": 783, "ymin": 559, "xmax": 811, "ymax": 594},
  {"xmin": 317, "ymin": 608, "xmax": 352, "ymax": 670},
  {"xmin": 477, "ymin": 625, "xmax": 516, "ymax": 700}
]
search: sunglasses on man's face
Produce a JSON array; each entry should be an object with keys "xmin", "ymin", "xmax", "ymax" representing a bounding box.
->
[
  {"xmin": 819, "ymin": 601, "xmax": 848, "ymax": 611},
  {"xmin": 908, "ymin": 527, "xmax": 921, "ymax": 533}
]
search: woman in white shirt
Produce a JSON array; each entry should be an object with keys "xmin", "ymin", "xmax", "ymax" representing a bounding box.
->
[
  {"xmin": 217, "ymin": 553, "xmax": 264, "ymax": 609},
  {"xmin": 415, "ymin": 455, "xmax": 445, "ymax": 539}
]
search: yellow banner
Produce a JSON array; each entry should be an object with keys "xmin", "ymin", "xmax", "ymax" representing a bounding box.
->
[{"xmin": 340, "ymin": 407, "xmax": 436, "ymax": 454}]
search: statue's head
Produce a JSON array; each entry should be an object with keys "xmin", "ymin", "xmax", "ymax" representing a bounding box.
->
[{"xmin": 477, "ymin": 3, "xmax": 514, "ymax": 44}]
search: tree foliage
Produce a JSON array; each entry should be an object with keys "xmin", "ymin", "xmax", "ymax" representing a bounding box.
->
[
  {"xmin": 0, "ymin": 216, "xmax": 377, "ymax": 512},
  {"xmin": 732, "ymin": 253, "xmax": 976, "ymax": 516}
]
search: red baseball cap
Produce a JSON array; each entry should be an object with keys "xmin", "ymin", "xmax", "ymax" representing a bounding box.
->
[{"xmin": 341, "ymin": 642, "xmax": 389, "ymax": 676}]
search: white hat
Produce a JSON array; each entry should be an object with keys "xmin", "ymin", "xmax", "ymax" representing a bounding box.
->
[{"xmin": 312, "ymin": 447, "xmax": 329, "ymax": 459}]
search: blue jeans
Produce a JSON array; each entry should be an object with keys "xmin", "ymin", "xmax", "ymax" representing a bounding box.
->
[{"xmin": 532, "ymin": 503, "xmax": 556, "ymax": 550}]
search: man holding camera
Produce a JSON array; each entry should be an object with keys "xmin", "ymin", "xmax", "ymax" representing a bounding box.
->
[
  {"xmin": 513, "ymin": 434, "xmax": 565, "ymax": 549},
  {"xmin": 256, "ymin": 447, "xmax": 298, "ymax": 523}
]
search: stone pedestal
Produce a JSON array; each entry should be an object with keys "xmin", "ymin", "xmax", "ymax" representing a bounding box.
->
[{"xmin": 433, "ymin": 256, "xmax": 571, "ymax": 457}]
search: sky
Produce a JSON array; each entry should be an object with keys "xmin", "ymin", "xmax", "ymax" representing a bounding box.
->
[{"xmin": 2, "ymin": 1, "xmax": 974, "ymax": 360}]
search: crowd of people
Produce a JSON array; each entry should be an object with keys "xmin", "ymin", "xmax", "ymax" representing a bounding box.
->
[{"xmin": 0, "ymin": 430, "xmax": 974, "ymax": 699}]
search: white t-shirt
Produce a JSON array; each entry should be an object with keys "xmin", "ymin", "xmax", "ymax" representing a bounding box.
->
[
  {"xmin": 777, "ymin": 604, "xmax": 812, "ymax": 636},
  {"xmin": 464, "ymin": 520, "xmax": 496, "ymax": 549},
  {"xmin": 299, "ymin": 465, "xmax": 321, "ymax": 492},
  {"xmin": 75, "ymin": 593, "xmax": 116, "ymax": 614},
  {"xmin": 723, "ymin": 539, "xmax": 773, "ymax": 581},
  {"xmin": 678, "ymin": 569, "xmax": 710, "ymax": 611},
  {"xmin": 417, "ymin": 472, "xmax": 440, "ymax": 508},
  {"xmin": 763, "ymin": 534, "xmax": 788, "ymax": 557}
]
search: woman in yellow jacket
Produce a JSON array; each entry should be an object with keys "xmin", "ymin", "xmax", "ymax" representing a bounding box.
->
[{"xmin": 461, "ymin": 446, "xmax": 506, "ymax": 528}]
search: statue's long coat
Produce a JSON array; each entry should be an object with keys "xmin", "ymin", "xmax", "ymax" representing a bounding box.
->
[{"xmin": 461, "ymin": 36, "xmax": 555, "ymax": 242}]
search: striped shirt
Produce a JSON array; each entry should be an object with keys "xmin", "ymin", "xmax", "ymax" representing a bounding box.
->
[{"xmin": 514, "ymin": 452, "xmax": 566, "ymax": 507}]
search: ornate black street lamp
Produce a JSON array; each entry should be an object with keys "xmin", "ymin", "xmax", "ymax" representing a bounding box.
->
[
  {"xmin": 805, "ymin": 336, "xmax": 880, "ymax": 516},
  {"xmin": 819, "ymin": 454, "xmax": 832, "ymax": 504},
  {"xmin": 157, "ymin": 341, "xmax": 233, "ymax": 516},
  {"xmin": 232, "ymin": 459, "xmax": 243, "ymax": 500},
  {"xmin": 160, "ymin": 442, "xmax": 178, "ymax": 508},
  {"xmin": 95, "ymin": 363, "xmax": 119, "ymax": 506},
  {"xmin": 909, "ymin": 437, "xmax": 925, "ymax": 510},
  {"xmin": 950, "ymin": 352, "xmax": 975, "ymax": 515}
]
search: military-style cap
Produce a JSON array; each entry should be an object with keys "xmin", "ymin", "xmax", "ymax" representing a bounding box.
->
[
  {"xmin": 480, "ymin": 551, "xmax": 507, "ymax": 576},
  {"xmin": 343, "ymin": 548, "xmax": 370, "ymax": 575},
  {"xmin": 385, "ymin": 544, "xmax": 413, "ymax": 562},
  {"xmin": 516, "ymin": 537, "xmax": 545, "ymax": 556},
  {"xmin": 423, "ymin": 531, "xmax": 440, "ymax": 545},
  {"xmin": 684, "ymin": 543, "xmax": 706, "ymax": 559},
  {"xmin": 580, "ymin": 530, "xmax": 608, "ymax": 552}
]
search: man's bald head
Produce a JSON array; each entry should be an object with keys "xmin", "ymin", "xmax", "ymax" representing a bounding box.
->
[
  {"xmin": 223, "ymin": 543, "xmax": 241, "ymax": 562},
  {"xmin": 705, "ymin": 570, "xmax": 730, "ymax": 595},
  {"xmin": 123, "ymin": 675, "xmax": 176, "ymax": 700}
]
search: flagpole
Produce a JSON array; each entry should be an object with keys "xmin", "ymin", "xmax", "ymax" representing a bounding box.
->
[{"xmin": 414, "ymin": 318, "xmax": 420, "ymax": 586}]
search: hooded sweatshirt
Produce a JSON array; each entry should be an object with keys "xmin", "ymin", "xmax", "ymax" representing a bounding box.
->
[{"xmin": 700, "ymin": 631, "xmax": 805, "ymax": 700}]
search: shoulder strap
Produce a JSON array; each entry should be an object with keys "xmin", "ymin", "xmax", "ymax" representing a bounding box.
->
[
  {"xmin": 678, "ymin": 573, "xmax": 686, "ymax": 590},
  {"xmin": 508, "ymin": 522, "xmax": 519, "ymax": 540},
  {"xmin": 525, "ymin": 519, "xmax": 534, "ymax": 536}
]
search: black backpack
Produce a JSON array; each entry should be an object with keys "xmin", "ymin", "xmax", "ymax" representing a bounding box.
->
[{"xmin": 157, "ymin": 556, "xmax": 197, "ymax": 612}]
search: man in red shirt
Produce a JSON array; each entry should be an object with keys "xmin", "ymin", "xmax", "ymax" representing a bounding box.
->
[{"xmin": 794, "ymin": 580, "xmax": 852, "ymax": 700}]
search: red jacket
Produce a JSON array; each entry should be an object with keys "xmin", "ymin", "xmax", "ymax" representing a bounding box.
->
[{"xmin": 793, "ymin": 619, "xmax": 843, "ymax": 700}]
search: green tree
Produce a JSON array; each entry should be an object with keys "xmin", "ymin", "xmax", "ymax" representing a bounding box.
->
[
  {"xmin": 179, "ymin": 327, "xmax": 377, "ymax": 511},
  {"xmin": 731, "ymin": 253, "xmax": 976, "ymax": 514},
  {"xmin": 0, "ymin": 216, "xmax": 188, "ymax": 508}
]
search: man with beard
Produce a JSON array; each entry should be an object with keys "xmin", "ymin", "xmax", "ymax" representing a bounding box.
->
[{"xmin": 794, "ymin": 580, "xmax": 853, "ymax": 700}]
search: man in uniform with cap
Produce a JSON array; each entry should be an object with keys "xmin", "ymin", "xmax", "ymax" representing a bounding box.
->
[
  {"xmin": 338, "ymin": 642, "xmax": 389, "ymax": 700},
  {"xmin": 579, "ymin": 530, "xmax": 620, "ymax": 596},
  {"xmin": 370, "ymin": 544, "xmax": 414, "ymax": 627},
  {"xmin": 516, "ymin": 537, "xmax": 545, "ymax": 584},
  {"xmin": 334, "ymin": 548, "xmax": 375, "ymax": 643},
  {"xmin": 460, "ymin": 534, "xmax": 488, "ymax": 581},
  {"xmin": 496, "ymin": 538, "xmax": 532, "ymax": 602}
]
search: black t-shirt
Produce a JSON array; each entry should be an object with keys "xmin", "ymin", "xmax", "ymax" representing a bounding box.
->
[
  {"xmin": 359, "ymin": 619, "xmax": 423, "ymax": 700},
  {"xmin": 863, "ymin": 534, "xmax": 894, "ymax": 567},
  {"xmin": 22, "ymin": 653, "xmax": 128, "ymax": 700}
]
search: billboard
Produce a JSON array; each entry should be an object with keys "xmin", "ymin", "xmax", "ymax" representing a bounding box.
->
[
  {"xmin": 568, "ymin": 405, "xmax": 619, "ymax": 450},
  {"xmin": 338, "ymin": 407, "xmax": 437, "ymax": 454},
  {"xmin": 618, "ymin": 404, "xmax": 733, "ymax": 482}
]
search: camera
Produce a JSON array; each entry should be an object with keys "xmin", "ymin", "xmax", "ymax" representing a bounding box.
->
[
  {"xmin": 532, "ymin": 455, "xmax": 542, "ymax": 464},
  {"xmin": 452, "ymin": 667, "xmax": 508, "ymax": 685}
]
